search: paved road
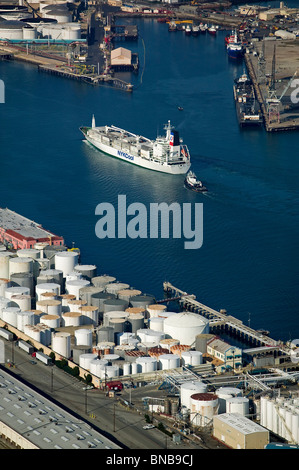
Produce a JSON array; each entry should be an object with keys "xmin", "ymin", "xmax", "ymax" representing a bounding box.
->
[{"xmin": 4, "ymin": 342, "xmax": 202, "ymax": 450}]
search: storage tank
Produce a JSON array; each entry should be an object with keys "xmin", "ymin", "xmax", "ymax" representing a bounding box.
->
[
  {"xmin": 0, "ymin": 20, "xmax": 25, "ymax": 40},
  {"xmin": 195, "ymin": 333, "xmax": 215, "ymax": 354},
  {"xmin": 38, "ymin": 269, "xmax": 63, "ymax": 287},
  {"xmin": 40, "ymin": 292, "xmax": 58, "ymax": 301},
  {"xmin": 143, "ymin": 329, "xmax": 165, "ymax": 345},
  {"xmin": 117, "ymin": 289, "xmax": 142, "ymax": 302},
  {"xmin": 91, "ymin": 292, "xmax": 116, "ymax": 313},
  {"xmin": 226, "ymin": 397, "xmax": 249, "ymax": 417},
  {"xmin": 127, "ymin": 314, "xmax": 144, "ymax": 334},
  {"xmin": 24, "ymin": 325, "xmax": 41, "ymax": 343},
  {"xmin": 181, "ymin": 350, "xmax": 203, "ymax": 367},
  {"xmin": 65, "ymin": 279, "xmax": 90, "ymax": 299},
  {"xmin": 122, "ymin": 362, "xmax": 131, "ymax": 376},
  {"xmin": 105, "ymin": 282, "xmax": 130, "ymax": 295},
  {"xmin": 149, "ymin": 317, "xmax": 164, "ymax": 332},
  {"xmin": 5, "ymin": 286, "xmax": 30, "ymax": 300},
  {"xmin": 11, "ymin": 294, "xmax": 31, "ymax": 312},
  {"xmin": 33, "ymin": 242, "xmax": 49, "ymax": 258},
  {"xmin": 40, "ymin": 314, "xmax": 60, "ymax": 329},
  {"xmin": 54, "ymin": 251, "xmax": 79, "ymax": 277},
  {"xmin": 80, "ymin": 305, "xmax": 99, "ymax": 326},
  {"xmin": 130, "ymin": 295, "xmax": 155, "ymax": 309},
  {"xmin": 66, "ymin": 271, "xmax": 82, "ymax": 282},
  {"xmin": 17, "ymin": 248, "xmax": 40, "ymax": 260},
  {"xmin": 72, "ymin": 345, "xmax": 91, "ymax": 364},
  {"xmin": 67, "ymin": 299, "xmax": 87, "ymax": 313},
  {"xmin": 159, "ymin": 354, "xmax": 180, "ymax": 370},
  {"xmin": 131, "ymin": 362, "xmax": 138, "ymax": 374},
  {"xmin": 36, "ymin": 323, "xmax": 51, "ymax": 346},
  {"xmin": 51, "ymin": 331, "xmax": 70, "ymax": 358},
  {"xmin": 79, "ymin": 353, "xmax": 98, "ymax": 370},
  {"xmin": 104, "ymin": 310, "xmax": 129, "ymax": 326},
  {"xmin": 125, "ymin": 307, "xmax": 145, "ymax": 316},
  {"xmin": 100, "ymin": 365, "xmax": 119, "ymax": 379},
  {"xmin": 75, "ymin": 328, "xmax": 93, "ymax": 347},
  {"xmin": 79, "ymin": 286, "xmax": 104, "ymax": 305},
  {"xmin": 16, "ymin": 310, "xmax": 35, "ymax": 332},
  {"xmin": 10, "ymin": 272, "xmax": 34, "ymax": 297},
  {"xmin": 0, "ymin": 252, "xmax": 13, "ymax": 278},
  {"xmin": 119, "ymin": 332, "xmax": 135, "ymax": 345},
  {"xmin": 36, "ymin": 299, "xmax": 62, "ymax": 316},
  {"xmin": 22, "ymin": 25, "xmax": 37, "ymax": 39},
  {"xmin": 190, "ymin": 393, "xmax": 219, "ymax": 426},
  {"xmin": 29, "ymin": 309, "xmax": 44, "ymax": 325},
  {"xmin": 170, "ymin": 344, "xmax": 191, "ymax": 357},
  {"xmin": 42, "ymin": 6, "xmax": 72, "ymax": 23},
  {"xmin": 91, "ymin": 275, "xmax": 116, "ymax": 288},
  {"xmin": 147, "ymin": 304, "xmax": 167, "ymax": 318},
  {"xmin": 89, "ymin": 358, "xmax": 109, "ymax": 377},
  {"xmin": 74, "ymin": 264, "xmax": 97, "ymax": 281},
  {"xmin": 216, "ymin": 387, "xmax": 243, "ymax": 414},
  {"xmin": 61, "ymin": 311, "xmax": 82, "ymax": 327},
  {"xmin": 103, "ymin": 298, "xmax": 128, "ymax": 313},
  {"xmin": 103, "ymin": 353, "xmax": 120, "ymax": 363},
  {"xmin": 58, "ymin": 294, "xmax": 76, "ymax": 312},
  {"xmin": 9, "ymin": 257, "xmax": 33, "ymax": 276},
  {"xmin": 96, "ymin": 326, "xmax": 114, "ymax": 343},
  {"xmin": 136, "ymin": 356, "xmax": 157, "ymax": 373},
  {"xmin": 36, "ymin": 282, "xmax": 60, "ymax": 301},
  {"xmin": 180, "ymin": 381, "xmax": 208, "ymax": 409},
  {"xmin": 159, "ymin": 338, "xmax": 180, "ymax": 351},
  {"xmin": 164, "ymin": 312, "xmax": 209, "ymax": 346},
  {"xmin": 0, "ymin": 278, "xmax": 11, "ymax": 297}
]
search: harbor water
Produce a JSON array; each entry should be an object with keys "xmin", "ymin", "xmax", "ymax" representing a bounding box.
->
[{"xmin": 0, "ymin": 17, "xmax": 298, "ymax": 342}]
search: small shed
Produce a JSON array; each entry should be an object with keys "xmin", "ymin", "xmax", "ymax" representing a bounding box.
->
[{"xmin": 111, "ymin": 47, "xmax": 132, "ymax": 66}]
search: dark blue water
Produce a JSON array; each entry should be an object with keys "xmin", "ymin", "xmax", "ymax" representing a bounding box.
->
[{"xmin": 0, "ymin": 19, "xmax": 298, "ymax": 342}]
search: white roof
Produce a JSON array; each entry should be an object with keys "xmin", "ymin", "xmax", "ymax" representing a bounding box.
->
[
  {"xmin": 214, "ymin": 413, "xmax": 268, "ymax": 435},
  {"xmin": 163, "ymin": 311, "xmax": 208, "ymax": 328}
]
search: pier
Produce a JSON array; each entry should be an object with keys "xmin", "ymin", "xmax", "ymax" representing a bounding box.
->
[{"xmin": 163, "ymin": 282, "xmax": 280, "ymax": 348}]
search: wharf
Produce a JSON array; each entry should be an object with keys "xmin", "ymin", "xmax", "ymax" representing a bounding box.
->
[{"xmin": 244, "ymin": 40, "xmax": 299, "ymax": 132}]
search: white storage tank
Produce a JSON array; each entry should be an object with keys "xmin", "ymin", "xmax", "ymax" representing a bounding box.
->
[
  {"xmin": 216, "ymin": 387, "xmax": 243, "ymax": 414},
  {"xmin": 0, "ymin": 252, "xmax": 13, "ymax": 278},
  {"xmin": 66, "ymin": 271, "xmax": 82, "ymax": 282},
  {"xmin": 0, "ymin": 278, "xmax": 11, "ymax": 297},
  {"xmin": 54, "ymin": 251, "xmax": 79, "ymax": 277},
  {"xmin": 36, "ymin": 299, "xmax": 62, "ymax": 316},
  {"xmin": 10, "ymin": 272, "xmax": 34, "ymax": 297},
  {"xmin": 159, "ymin": 354, "xmax": 180, "ymax": 370},
  {"xmin": 24, "ymin": 325, "xmax": 41, "ymax": 343},
  {"xmin": 40, "ymin": 314, "xmax": 60, "ymax": 329},
  {"xmin": 67, "ymin": 299, "xmax": 87, "ymax": 313},
  {"xmin": 226, "ymin": 397, "xmax": 249, "ymax": 417},
  {"xmin": 117, "ymin": 289, "xmax": 142, "ymax": 302},
  {"xmin": 2, "ymin": 306, "xmax": 21, "ymax": 327},
  {"xmin": 131, "ymin": 362, "xmax": 138, "ymax": 374},
  {"xmin": 181, "ymin": 350, "xmax": 203, "ymax": 367},
  {"xmin": 74, "ymin": 264, "xmax": 97, "ymax": 281},
  {"xmin": 180, "ymin": 381, "xmax": 208, "ymax": 409},
  {"xmin": 17, "ymin": 248, "xmax": 40, "ymax": 260},
  {"xmin": 52, "ymin": 331, "xmax": 71, "ymax": 358},
  {"xmin": 136, "ymin": 356, "xmax": 157, "ymax": 373},
  {"xmin": 38, "ymin": 269, "xmax": 63, "ymax": 287},
  {"xmin": 65, "ymin": 279, "xmax": 90, "ymax": 299},
  {"xmin": 11, "ymin": 294, "xmax": 31, "ymax": 312},
  {"xmin": 36, "ymin": 282, "xmax": 61, "ymax": 301},
  {"xmin": 91, "ymin": 275, "xmax": 116, "ymax": 287},
  {"xmin": 89, "ymin": 358, "xmax": 109, "ymax": 377},
  {"xmin": 149, "ymin": 317, "xmax": 164, "ymax": 332},
  {"xmin": 123, "ymin": 362, "xmax": 131, "ymax": 375},
  {"xmin": 79, "ymin": 286, "xmax": 104, "ymax": 305},
  {"xmin": 143, "ymin": 329, "xmax": 165, "ymax": 345},
  {"xmin": 61, "ymin": 311, "xmax": 82, "ymax": 327},
  {"xmin": 5, "ymin": 286, "xmax": 30, "ymax": 300},
  {"xmin": 9, "ymin": 257, "xmax": 33, "ymax": 276},
  {"xmin": 75, "ymin": 328, "xmax": 93, "ymax": 347},
  {"xmin": 16, "ymin": 310, "xmax": 35, "ymax": 332},
  {"xmin": 79, "ymin": 305, "xmax": 99, "ymax": 326},
  {"xmin": 147, "ymin": 304, "xmax": 167, "ymax": 318},
  {"xmin": 58, "ymin": 294, "xmax": 76, "ymax": 312},
  {"xmin": 163, "ymin": 312, "xmax": 209, "ymax": 346},
  {"xmin": 190, "ymin": 393, "xmax": 219, "ymax": 427},
  {"xmin": 159, "ymin": 338, "xmax": 180, "ymax": 351},
  {"xmin": 79, "ymin": 353, "xmax": 98, "ymax": 370},
  {"xmin": 100, "ymin": 365, "xmax": 119, "ymax": 379},
  {"xmin": 106, "ymin": 282, "xmax": 130, "ymax": 295}
]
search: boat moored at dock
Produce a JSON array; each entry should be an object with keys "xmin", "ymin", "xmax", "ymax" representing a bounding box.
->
[
  {"xmin": 233, "ymin": 73, "xmax": 263, "ymax": 127},
  {"xmin": 80, "ymin": 117, "xmax": 191, "ymax": 175}
]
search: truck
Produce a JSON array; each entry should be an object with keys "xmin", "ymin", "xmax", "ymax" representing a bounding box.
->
[
  {"xmin": 0, "ymin": 327, "xmax": 13, "ymax": 341},
  {"xmin": 17, "ymin": 340, "xmax": 34, "ymax": 355},
  {"xmin": 35, "ymin": 351, "xmax": 52, "ymax": 366},
  {"xmin": 106, "ymin": 381, "xmax": 123, "ymax": 392}
]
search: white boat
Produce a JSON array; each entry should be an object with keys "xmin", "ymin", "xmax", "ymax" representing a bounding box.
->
[
  {"xmin": 184, "ymin": 171, "xmax": 207, "ymax": 192},
  {"xmin": 80, "ymin": 117, "xmax": 191, "ymax": 175}
]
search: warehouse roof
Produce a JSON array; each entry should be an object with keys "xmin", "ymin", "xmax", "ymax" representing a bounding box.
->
[{"xmin": 214, "ymin": 413, "xmax": 268, "ymax": 435}]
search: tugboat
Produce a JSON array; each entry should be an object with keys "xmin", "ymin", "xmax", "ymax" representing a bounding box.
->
[
  {"xmin": 227, "ymin": 31, "xmax": 244, "ymax": 59},
  {"xmin": 184, "ymin": 171, "xmax": 207, "ymax": 192}
]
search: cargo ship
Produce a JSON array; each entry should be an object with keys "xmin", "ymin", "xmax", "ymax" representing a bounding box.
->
[
  {"xmin": 80, "ymin": 117, "xmax": 191, "ymax": 175},
  {"xmin": 227, "ymin": 31, "xmax": 244, "ymax": 59},
  {"xmin": 233, "ymin": 73, "xmax": 263, "ymax": 127}
]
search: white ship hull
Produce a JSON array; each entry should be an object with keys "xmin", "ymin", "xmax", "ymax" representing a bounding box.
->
[{"xmin": 80, "ymin": 119, "xmax": 191, "ymax": 175}]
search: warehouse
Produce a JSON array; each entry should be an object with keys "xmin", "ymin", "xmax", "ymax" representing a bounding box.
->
[{"xmin": 213, "ymin": 413, "xmax": 269, "ymax": 449}]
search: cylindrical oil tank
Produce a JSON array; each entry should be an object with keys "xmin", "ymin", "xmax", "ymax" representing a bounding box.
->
[
  {"xmin": 40, "ymin": 314, "xmax": 60, "ymax": 329},
  {"xmin": 216, "ymin": 387, "xmax": 243, "ymax": 414},
  {"xmin": 136, "ymin": 357, "xmax": 157, "ymax": 373},
  {"xmin": 114, "ymin": 345, "xmax": 135, "ymax": 358},
  {"xmin": 131, "ymin": 362, "xmax": 138, "ymax": 374},
  {"xmin": 0, "ymin": 252, "xmax": 14, "ymax": 278},
  {"xmin": 105, "ymin": 282, "xmax": 130, "ymax": 295},
  {"xmin": 11, "ymin": 294, "xmax": 31, "ymax": 312},
  {"xmin": 141, "ymin": 329, "xmax": 165, "ymax": 345},
  {"xmin": 79, "ymin": 286, "xmax": 104, "ymax": 305},
  {"xmin": 2, "ymin": 306, "xmax": 21, "ymax": 327},
  {"xmin": 74, "ymin": 264, "xmax": 97, "ymax": 281},
  {"xmin": 125, "ymin": 307, "xmax": 145, "ymax": 317},
  {"xmin": 36, "ymin": 299, "xmax": 62, "ymax": 316},
  {"xmin": 91, "ymin": 292, "xmax": 116, "ymax": 313},
  {"xmin": 10, "ymin": 272, "xmax": 34, "ymax": 297},
  {"xmin": 65, "ymin": 279, "xmax": 90, "ymax": 299},
  {"xmin": 96, "ymin": 326, "xmax": 114, "ymax": 344},
  {"xmin": 190, "ymin": 393, "xmax": 219, "ymax": 427},
  {"xmin": 149, "ymin": 317, "xmax": 164, "ymax": 332},
  {"xmin": 61, "ymin": 311, "xmax": 82, "ymax": 327},
  {"xmin": 17, "ymin": 248, "xmax": 40, "ymax": 260},
  {"xmin": 16, "ymin": 310, "xmax": 35, "ymax": 332},
  {"xmin": 54, "ymin": 251, "xmax": 79, "ymax": 277},
  {"xmin": 29, "ymin": 309, "xmax": 44, "ymax": 325},
  {"xmin": 66, "ymin": 271, "xmax": 82, "ymax": 282},
  {"xmin": 103, "ymin": 353, "xmax": 119, "ymax": 363},
  {"xmin": 100, "ymin": 365, "xmax": 119, "ymax": 379},
  {"xmin": 157, "ymin": 311, "xmax": 178, "ymax": 320},
  {"xmin": 5, "ymin": 286, "xmax": 30, "ymax": 300},
  {"xmin": 40, "ymin": 292, "xmax": 58, "ymax": 301},
  {"xmin": 159, "ymin": 354, "xmax": 180, "ymax": 370},
  {"xmin": 44, "ymin": 246, "xmax": 67, "ymax": 263},
  {"xmin": 109, "ymin": 318, "xmax": 126, "ymax": 335},
  {"xmin": 24, "ymin": 325, "xmax": 41, "ymax": 343},
  {"xmin": 117, "ymin": 289, "xmax": 142, "ymax": 302},
  {"xmin": 67, "ymin": 299, "xmax": 87, "ymax": 313},
  {"xmin": 38, "ymin": 269, "xmax": 63, "ymax": 287},
  {"xmin": 52, "ymin": 331, "xmax": 71, "ymax": 359},
  {"xmin": 103, "ymin": 298, "xmax": 128, "ymax": 314},
  {"xmin": 80, "ymin": 305, "xmax": 99, "ymax": 326},
  {"xmin": 127, "ymin": 314, "xmax": 144, "ymax": 334},
  {"xmin": 58, "ymin": 294, "xmax": 76, "ymax": 312},
  {"xmin": 36, "ymin": 282, "xmax": 60, "ymax": 300},
  {"xmin": 181, "ymin": 351, "xmax": 203, "ymax": 367},
  {"xmin": 122, "ymin": 362, "xmax": 131, "ymax": 376},
  {"xmin": 91, "ymin": 275, "xmax": 116, "ymax": 288},
  {"xmin": 170, "ymin": 344, "xmax": 191, "ymax": 357},
  {"xmin": 147, "ymin": 304, "xmax": 167, "ymax": 318},
  {"xmin": 9, "ymin": 257, "xmax": 33, "ymax": 277},
  {"xmin": 180, "ymin": 381, "xmax": 208, "ymax": 409},
  {"xmin": 0, "ymin": 278, "xmax": 11, "ymax": 298},
  {"xmin": 119, "ymin": 332, "xmax": 135, "ymax": 345},
  {"xmin": 226, "ymin": 397, "xmax": 249, "ymax": 417},
  {"xmin": 36, "ymin": 323, "xmax": 51, "ymax": 346},
  {"xmin": 33, "ymin": 242, "xmax": 49, "ymax": 259},
  {"xmin": 104, "ymin": 311, "xmax": 129, "ymax": 326},
  {"xmin": 75, "ymin": 328, "xmax": 93, "ymax": 347},
  {"xmin": 195, "ymin": 334, "xmax": 215, "ymax": 354},
  {"xmin": 36, "ymin": 258, "xmax": 50, "ymax": 271},
  {"xmin": 96, "ymin": 342, "xmax": 115, "ymax": 355},
  {"xmin": 164, "ymin": 312, "xmax": 209, "ymax": 346},
  {"xmin": 159, "ymin": 338, "xmax": 180, "ymax": 351},
  {"xmin": 130, "ymin": 295, "xmax": 155, "ymax": 309},
  {"xmin": 89, "ymin": 358, "xmax": 109, "ymax": 377},
  {"xmin": 79, "ymin": 353, "xmax": 98, "ymax": 370},
  {"xmin": 72, "ymin": 345, "xmax": 91, "ymax": 364}
]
